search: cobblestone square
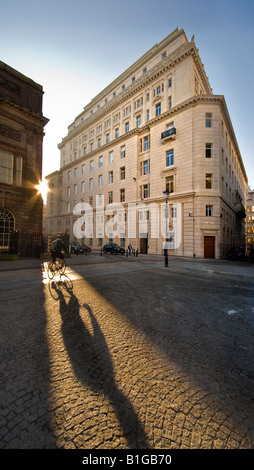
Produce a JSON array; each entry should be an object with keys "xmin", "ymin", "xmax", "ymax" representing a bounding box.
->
[{"xmin": 0, "ymin": 255, "xmax": 254, "ymax": 451}]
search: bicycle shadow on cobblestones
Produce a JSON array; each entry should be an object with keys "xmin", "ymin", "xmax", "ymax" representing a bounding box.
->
[{"xmin": 53, "ymin": 281, "xmax": 150, "ymax": 448}]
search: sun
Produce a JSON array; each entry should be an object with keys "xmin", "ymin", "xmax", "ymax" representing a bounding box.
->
[{"xmin": 35, "ymin": 179, "xmax": 49, "ymax": 203}]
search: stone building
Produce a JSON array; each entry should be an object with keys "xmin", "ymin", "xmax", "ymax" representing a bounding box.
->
[
  {"xmin": 0, "ymin": 61, "xmax": 49, "ymax": 256},
  {"xmin": 246, "ymin": 187, "xmax": 254, "ymax": 256},
  {"xmin": 45, "ymin": 28, "xmax": 247, "ymax": 258}
]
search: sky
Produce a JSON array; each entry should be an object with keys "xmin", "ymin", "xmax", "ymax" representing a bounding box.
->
[{"xmin": 1, "ymin": 0, "xmax": 254, "ymax": 189}]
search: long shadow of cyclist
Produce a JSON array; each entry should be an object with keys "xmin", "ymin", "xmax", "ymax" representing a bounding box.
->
[{"xmin": 52, "ymin": 282, "xmax": 150, "ymax": 448}]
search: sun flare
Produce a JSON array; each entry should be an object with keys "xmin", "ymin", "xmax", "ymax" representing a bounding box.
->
[{"xmin": 35, "ymin": 179, "xmax": 49, "ymax": 203}]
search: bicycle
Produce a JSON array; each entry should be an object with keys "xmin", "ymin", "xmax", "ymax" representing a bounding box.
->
[{"xmin": 47, "ymin": 256, "xmax": 66, "ymax": 280}]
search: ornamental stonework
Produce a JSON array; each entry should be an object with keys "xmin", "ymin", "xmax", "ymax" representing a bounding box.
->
[{"xmin": 0, "ymin": 123, "xmax": 21, "ymax": 141}]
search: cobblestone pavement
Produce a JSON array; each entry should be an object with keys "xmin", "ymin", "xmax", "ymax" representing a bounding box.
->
[{"xmin": 0, "ymin": 254, "xmax": 254, "ymax": 450}]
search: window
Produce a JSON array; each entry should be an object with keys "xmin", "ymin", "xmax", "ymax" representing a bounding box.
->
[
  {"xmin": 74, "ymin": 167, "xmax": 78, "ymax": 178},
  {"xmin": 121, "ymin": 145, "xmax": 126, "ymax": 158},
  {"xmin": 83, "ymin": 147, "xmax": 87, "ymax": 156},
  {"xmin": 0, "ymin": 151, "xmax": 23, "ymax": 186},
  {"xmin": 67, "ymin": 202, "xmax": 71, "ymax": 212},
  {"xmin": 15, "ymin": 156, "xmax": 22, "ymax": 186},
  {"xmin": 74, "ymin": 183, "xmax": 77, "ymax": 194},
  {"xmin": 109, "ymin": 171, "xmax": 113, "ymax": 184},
  {"xmin": 120, "ymin": 167, "xmax": 125, "ymax": 180},
  {"xmin": 156, "ymin": 103, "xmax": 161, "ymax": 116},
  {"xmin": 140, "ymin": 160, "xmax": 150, "ymax": 176},
  {"xmin": 166, "ymin": 149, "xmax": 174, "ymax": 167},
  {"xmin": 124, "ymin": 105, "xmax": 131, "ymax": 117},
  {"xmin": 136, "ymin": 115, "xmax": 141, "ymax": 127},
  {"xmin": 143, "ymin": 184, "xmax": 149, "ymax": 199},
  {"xmin": 90, "ymin": 142, "xmax": 94, "ymax": 152},
  {"xmin": 68, "ymin": 170, "xmax": 71, "ymax": 180},
  {"xmin": 206, "ymin": 205, "xmax": 213, "ymax": 217},
  {"xmin": 81, "ymin": 181, "xmax": 85, "ymax": 192},
  {"xmin": 67, "ymin": 186, "xmax": 71, "ymax": 197},
  {"xmin": 165, "ymin": 175, "xmax": 174, "ymax": 193},
  {"xmin": 90, "ymin": 160, "xmax": 94, "ymax": 171},
  {"xmin": 206, "ymin": 113, "xmax": 212, "ymax": 127},
  {"xmin": 143, "ymin": 160, "xmax": 150, "ymax": 175},
  {"xmin": 108, "ymin": 191, "xmax": 113, "ymax": 204},
  {"xmin": 82, "ymin": 164, "xmax": 85, "ymax": 175},
  {"xmin": 172, "ymin": 207, "xmax": 177, "ymax": 218},
  {"xmin": 98, "ymin": 137, "xmax": 101, "ymax": 148},
  {"xmin": 168, "ymin": 77, "xmax": 172, "ymax": 88},
  {"xmin": 146, "ymin": 109, "xmax": 150, "ymax": 121},
  {"xmin": 115, "ymin": 128, "xmax": 119, "ymax": 138},
  {"xmin": 0, "ymin": 208, "xmax": 15, "ymax": 250},
  {"xmin": 99, "ymin": 175, "xmax": 103, "ymax": 187},
  {"xmin": 206, "ymin": 173, "xmax": 213, "ymax": 189},
  {"xmin": 109, "ymin": 151, "xmax": 114, "ymax": 163},
  {"xmin": 125, "ymin": 121, "xmax": 129, "ymax": 133},
  {"xmin": 205, "ymin": 143, "xmax": 212, "ymax": 158},
  {"xmin": 140, "ymin": 184, "xmax": 150, "ymax": 199},
  {"xmin": 144, "ymin": 136, "xmax": 149, "ymax": 151},
  {"xmin": 99, "ymin": 156, "xmax": 103, "ymax": 167},
  {"xmin": 120, "ymin": 188, "xmax": 125, "ymax": 202},
  {"xmin": 140, "ymin": 135, "xmax": 150, "ymax": 152},
  {"xmin": 120, "ymin": 234, "xmax": 125, "ymax": 247},
  {"xmin": 135, "ymin": 97, "xmax": 143, "ymax": 109},
  {"xmin": 106, "ymin": 133, "xmax": 110, "ymax": 143},
  {"xmin": 169, "ymin": 96, "xmax": 172, "ymax": 109},
  {"xmin": 89, "ymin": 178, "xmax": 93, "ymax": 189}
]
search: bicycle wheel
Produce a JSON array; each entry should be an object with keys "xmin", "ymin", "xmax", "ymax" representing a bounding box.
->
[
  {"xmin": 60, "ymin": 258, "xmax": 66, "ymax": 275},
  {"xmin": 48, "ymin": 261, "xmax": 55, "ymax": 279}
]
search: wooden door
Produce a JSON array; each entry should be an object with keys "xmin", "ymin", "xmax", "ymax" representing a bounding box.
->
[{"xmin": 204, "ymin": 236, "xmax": 215, "ymax": 258}]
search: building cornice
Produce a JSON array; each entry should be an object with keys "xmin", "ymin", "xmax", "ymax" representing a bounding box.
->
[
  {"xmin": 0, "ymin": 96, "xmax": 49, "ymax": 127},
  {"xmin": 59, "ymin": 34, "xmax": 211, "ymax": 147}
]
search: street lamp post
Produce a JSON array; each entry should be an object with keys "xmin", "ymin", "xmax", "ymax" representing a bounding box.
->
[{"xmin": 163, "ymin": 189, "xmax": 170, "ymax": 267}]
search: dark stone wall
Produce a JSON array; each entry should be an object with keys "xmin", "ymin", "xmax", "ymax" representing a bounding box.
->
[{"xmin": 0, "ymin": 61, "xmax": 49, "ymax": 245}]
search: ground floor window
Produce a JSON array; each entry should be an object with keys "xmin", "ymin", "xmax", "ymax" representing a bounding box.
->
[{"xmin": 0, "ymin": 208, "xmax": 15, "ymax": 250}]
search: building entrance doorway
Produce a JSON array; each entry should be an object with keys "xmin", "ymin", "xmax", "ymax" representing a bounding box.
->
[
  {"xmin": 204, "ymin": 236, "xmax": 215, "ymax": 258},
  {"xmin": 140, "ymin": 235, "xmax": 148, "ymax": 254}
]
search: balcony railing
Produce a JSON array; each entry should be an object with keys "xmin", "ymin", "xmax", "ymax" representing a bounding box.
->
[{"xmin": 161, "ymin": 127, "xmax": 176, "ymax": 142}]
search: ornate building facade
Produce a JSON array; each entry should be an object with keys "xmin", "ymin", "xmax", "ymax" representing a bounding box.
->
[
  {"xmin": 45, "ymin": 28, "xmax": 247, "ymax": 258},
  {"xmin": 0, "ymin": 61, "xmax": 48, "ymax": 256}
]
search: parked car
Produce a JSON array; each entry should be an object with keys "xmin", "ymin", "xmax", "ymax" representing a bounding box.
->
[
  {"xmin": 103, "ymin": 243, "xmax": 125, "ymax": 255},
  {"xmin": 70, "ymin": 242, "xmax": 85, "ymax": 254},
  {"xmin": 228, "ymin": 246, "xmax": 245, "ymax": 260},
  {"xmin": 70, "ymin": 242, "xmax": 92, "ymax": 254}
]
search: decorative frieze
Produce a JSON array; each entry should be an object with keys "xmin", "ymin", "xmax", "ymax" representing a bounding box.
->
[{"xmin": 0, "ymin": 123, "xmax": 21, "ymax": 141}]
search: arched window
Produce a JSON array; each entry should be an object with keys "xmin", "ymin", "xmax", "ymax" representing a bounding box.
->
[{"xmin": 0, "ymin": 209, "xmax": 15, "ymax": 250}]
